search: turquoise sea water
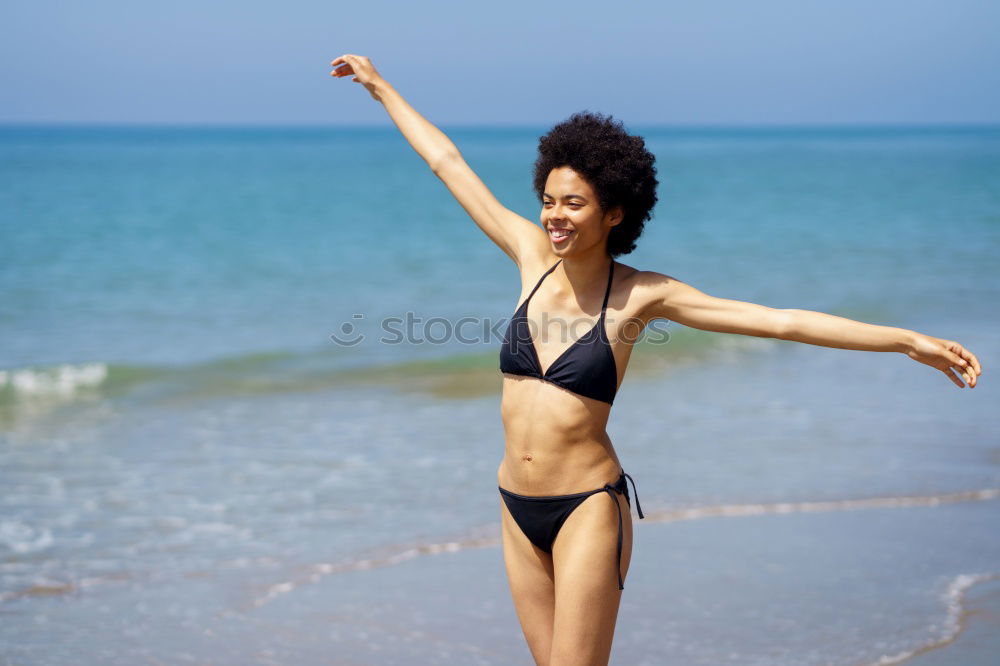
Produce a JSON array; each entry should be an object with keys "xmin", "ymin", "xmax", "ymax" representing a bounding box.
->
[{"xmin": 1, "ymin": 125, "xmax": 998, "ymax": 664}]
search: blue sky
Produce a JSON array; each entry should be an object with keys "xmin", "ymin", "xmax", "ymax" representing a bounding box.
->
[{"xmin": 2, "ymin": 0, "xmax": 998, "ymax": 126}]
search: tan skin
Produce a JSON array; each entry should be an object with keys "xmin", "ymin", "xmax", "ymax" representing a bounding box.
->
[{"xmin": 331, "ymin": 54, "xmax": 984, "ymax": 666}]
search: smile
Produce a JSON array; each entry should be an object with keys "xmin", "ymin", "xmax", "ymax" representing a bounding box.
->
[{"xmin": 549, "ymin": 228, "xmax": 574, "ymax": 243}]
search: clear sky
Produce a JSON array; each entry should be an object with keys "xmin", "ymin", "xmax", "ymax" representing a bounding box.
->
[{"xmin": 2, "ymin": 0, "xmax": 999, "ymax": 126}]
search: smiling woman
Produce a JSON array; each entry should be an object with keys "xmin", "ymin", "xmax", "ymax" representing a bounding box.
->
[
  {"xmin": 540, "ymin": 166, "xmax": 623, "ymax": 254},
  {"xmin": 330, "ymin": 52, "xmax": 983, "ymax": 666},
  {"xmin": 533, "ymin": 112, "xmax": 659, "ymax": 257}
]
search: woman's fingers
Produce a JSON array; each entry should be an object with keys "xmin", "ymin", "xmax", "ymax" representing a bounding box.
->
[
  {"xmin": 330, "ymin": 55, "xmax": 356, "ymax": 77},
  {"xmin": 944, "ymin": 362, "xmax": 966, "ymax": 387},
  {"xmin": 958, "ymin": 363, "xmax": 975, "ymax": 388},
  {"xmin": 331, "ymin": 54, "xmax": 375, "ymax": 75},
  {"xmin": 331, "ymin": 54, "xmax": 364, "ymax": 70},
  {"xmin": 942, "ymin": 366, "xmax": 962, "ymax": 388},
  {"xmin": 328, "ymin": 53, "xmax": 382, "ymax": 102},
  {"xmin": 959, "ymin": 346, "xmax": 982, "ymax": 375},
  {"xmin": 945, "ymin": 350, "xmax": 967, "ymax": 371},
  {"xmin": 331, "ymin": 58, "xmax": 346, "ymax": 72},
  {"xmin": 934, "ymin": 340, "xmax": 980, "ymax": 388},
  {"xmin": 948, "ymin": 343, "xmax": 981, "ymax": 387},
  {"xmin": 945, "ymin": 353, "xmax": 974, "ymax": 387}
]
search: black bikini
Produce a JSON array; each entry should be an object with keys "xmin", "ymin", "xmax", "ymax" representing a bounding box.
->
[
  {"xmin": 499, "ymin": 259, "xmax": 618, "ymax": 405},
  {"xmin": 497, "ymin": 259, "xmax": 645, "ymax": 590},
  {"xmin": 499, "ymin": 472, "xmax": 644, "ymax": 591}
]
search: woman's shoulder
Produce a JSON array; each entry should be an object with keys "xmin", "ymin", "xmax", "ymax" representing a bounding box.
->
[
  {"xmin": 614, "ymin": 264, "xmax": 685, "ymax": 321},
  {"xmin": 614, "ymin": 261, "xmax": 677, "ymax": 292}
]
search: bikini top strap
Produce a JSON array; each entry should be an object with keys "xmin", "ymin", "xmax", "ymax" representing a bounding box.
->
[
  {"xmin": 600, "ymin": 260, "xmax": 615, "ymax": 313},
  {"xmin": 525, "ymin": 260, "xmax": 562, "ymax": 303}
]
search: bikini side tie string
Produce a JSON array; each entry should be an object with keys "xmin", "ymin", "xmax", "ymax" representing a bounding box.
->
[
  {"xmin": 604, "ymin": 471, "xmax": 645, "ymax": 591},
  {"xmin": 623, "ymin": 471, "xmax": 644, "ymax": 519}
]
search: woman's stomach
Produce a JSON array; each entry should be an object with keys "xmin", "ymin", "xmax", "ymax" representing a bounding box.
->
[{"xmin": 498, "ymin": 375, "xmax": 621, "ymax": 494}]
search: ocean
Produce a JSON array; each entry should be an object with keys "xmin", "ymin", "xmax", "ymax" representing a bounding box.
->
[{"xmin": 1, "ymin": 124, "xmax": 997, "ymax": 665}]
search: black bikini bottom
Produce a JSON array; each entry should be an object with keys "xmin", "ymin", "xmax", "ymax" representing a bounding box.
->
[{"xmin": 498, "ymin": 471, "xmax": 644, "ymax": 590}]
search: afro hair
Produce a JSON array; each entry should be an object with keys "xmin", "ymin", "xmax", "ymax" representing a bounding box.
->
[{"xmin": 532, "ymin": 111, "xmax": 659, "ymax": 257}]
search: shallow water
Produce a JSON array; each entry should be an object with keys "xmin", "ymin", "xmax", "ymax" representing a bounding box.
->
[{"xmin": 1, "ymin": 125, "xmax": 997, "ymax": 664}]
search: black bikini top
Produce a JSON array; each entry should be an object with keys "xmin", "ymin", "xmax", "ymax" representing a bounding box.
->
[{"xmin": 499, "ymin": 259, "xmax": 618, "ymax": 405}]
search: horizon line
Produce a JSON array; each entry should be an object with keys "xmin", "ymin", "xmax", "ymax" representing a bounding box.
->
[{"xmin": 2, "ymin": 120, "xmax": 999, "ymax": 131}]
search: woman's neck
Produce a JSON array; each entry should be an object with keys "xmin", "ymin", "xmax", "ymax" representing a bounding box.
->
[{"xmin": 557, "ymin": 249, "xmax": 612, "ymax": 294}]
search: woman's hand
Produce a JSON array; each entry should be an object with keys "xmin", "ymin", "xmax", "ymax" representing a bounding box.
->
[
  {"xmin": 330, "ymin": 54, "xmax": 385, "ymax": 101},
  {"xmin": 906, "ymin": 333, "xmax": 982, "ymax": 388}
]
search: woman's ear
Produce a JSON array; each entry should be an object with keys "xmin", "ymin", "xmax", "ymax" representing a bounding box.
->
[{"xmin": 606, "ymin": 206, "xmax": 625, "ymax": 227}]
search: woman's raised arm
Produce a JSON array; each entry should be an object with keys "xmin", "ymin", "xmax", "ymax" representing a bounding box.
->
[{"xmin": 331, "ymin": 54, "xmax": 545, "ymax": 266}]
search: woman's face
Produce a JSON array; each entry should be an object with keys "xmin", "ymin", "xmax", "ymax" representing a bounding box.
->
[{"xmin": 541, "ymin": 166, "xmax": 622, "ymax": 256}]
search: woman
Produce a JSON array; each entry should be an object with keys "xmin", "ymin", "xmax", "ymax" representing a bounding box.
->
[{"xmin": 330, "ymin": 54, "xmax": 982, "ymax": 666}]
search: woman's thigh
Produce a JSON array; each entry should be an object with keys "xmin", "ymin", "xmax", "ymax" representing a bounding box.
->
[
  {"xmin": 548, "ymin": 490, "xmax": 633, "ymax": 666},
  {"xmin": 499, "ymin": 496, "xmax": 557, "ymax": 666}
]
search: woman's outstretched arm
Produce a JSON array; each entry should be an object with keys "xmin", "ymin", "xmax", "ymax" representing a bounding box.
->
[
  {"xmin": 636, "ymin": 272, "xmax": 983, "ymax": 389},
  {"xmin": 330, "ymin": 54, "xmax": 545, "ymax": 266}
]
